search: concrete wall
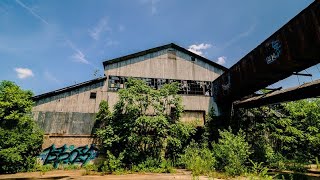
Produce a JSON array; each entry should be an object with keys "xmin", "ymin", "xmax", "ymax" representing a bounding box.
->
[
  {"xmin": 33, "ymin": 111, "xmax": 97, "ymax": 135},
  {"xmin": 42, "ymin": 135, "xmax": 96, "ymax": 148}
]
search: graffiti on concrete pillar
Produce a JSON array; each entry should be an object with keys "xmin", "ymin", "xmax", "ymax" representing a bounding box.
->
[
  {"xmin": 39, "ymin": 144, "xmax": 98, "ymax": 168},
  {"xmin": 265, "ymin": 39, "xmax": 282, "ymax": 64}
]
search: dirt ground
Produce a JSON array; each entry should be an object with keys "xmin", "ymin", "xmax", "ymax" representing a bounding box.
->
[{"xmin": 0, "ymin": 170, "xmax": 219, "ymax": 180}]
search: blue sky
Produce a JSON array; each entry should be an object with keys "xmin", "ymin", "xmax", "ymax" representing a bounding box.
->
[{"xmin": 0, "ymin": 0, "xmax": 317, "ymax": 95}]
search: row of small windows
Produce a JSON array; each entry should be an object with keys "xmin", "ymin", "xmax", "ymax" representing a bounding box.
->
[{"xmin": 108, "ymin": 75, "xmax": 212, "ymax": 96}]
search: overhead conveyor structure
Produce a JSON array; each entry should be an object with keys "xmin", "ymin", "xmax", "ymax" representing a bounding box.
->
[{"xmin": 211, "ymin": 0, "xmax": 320, "ymax": 115}]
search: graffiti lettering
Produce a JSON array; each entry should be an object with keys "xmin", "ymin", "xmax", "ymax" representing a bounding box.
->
[
  {"xmin": 39, "ymin": 144, "xmax": 98, "ymax": 168},
  {"xmin": 265, "ymin": 40, "xmax": 282, "ymax": 64}
]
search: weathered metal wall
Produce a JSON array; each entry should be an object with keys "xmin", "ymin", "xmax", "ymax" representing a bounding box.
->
[
  {"xmin": 212, "ymin": 1, "xmax": 320, "ymax": 106},
  {"xmin": 33, "ymin": 80, "xmax": 106, "ymax": 113},
  {"xmin": 33, "ymin": 111, "xmax": 96, "ymax": 135},
  {"xmin": 105, "ymin": 50, "xmax": 224, "ymax": 82}
]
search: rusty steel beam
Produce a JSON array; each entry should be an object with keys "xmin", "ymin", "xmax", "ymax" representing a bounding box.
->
[
  {"xmin": 212, "ymin": 1, "xmax": 320, "ymax": 105},
  {"xmin": 234, "ymin": 79, "xmax": 320, "ymax": 108}
]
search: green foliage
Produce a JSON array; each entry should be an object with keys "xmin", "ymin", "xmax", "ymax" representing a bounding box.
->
[
  {"xmin": 166, "ymin": 122, "xmax": 196, "ymax": 162},
  {"xmin": 130, "ymin": 158, "xmax": 174, "ymax": 173},
  {"xmin": 179, "ymin": 141, "xmax": 216, "ymax": 176},
  {"xmin": 101, "ymin": 151, "xmax": 124, "ymax": 174},
  {"xmin": 249, "ymin": 159, "xmax": 270, "ymax": 178},
  {"xmin": 37, "ymin": 164, "xmax": 54, "ymax": 175},
  {"xmin": 0, "ymin": 81, "xmax": 43, "ymax": 174},
  {"xmin": 96, "ymin": 78, "xmax": 187, "ymax": 172},
  {"xmin": 212, "ymin": 128, "xmax": 251, "ymax": 176},
  {"xmin": 82, "ymin": 164, "xmax": 98, "ymax": 175},
  {"xmin": 236, "ymin": 99, "xmax": 320, "ymax": 168}
]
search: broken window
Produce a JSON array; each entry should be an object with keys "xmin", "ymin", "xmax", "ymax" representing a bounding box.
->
[{"xmin": 108, "ymin": 75, "xmax": 212, "ymax": 96}]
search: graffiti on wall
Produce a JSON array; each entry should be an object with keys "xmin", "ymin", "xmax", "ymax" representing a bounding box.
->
[
  {"xmin": 39, "ymin": 144, "xmax": 98, "ymax": 168},
  {"xmin": 265, "ymin": 39, "xmax": 282, "ymax": 64}
]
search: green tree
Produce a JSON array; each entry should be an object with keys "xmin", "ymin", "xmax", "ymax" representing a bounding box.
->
[
  {"xmin": 0, "ymin": 81, "xmax": 43, "ymax": 173},
  {"xmin": 96, "ymin": 78, "xmax": 193, "ymax": 170},
  {"xmin": 235, "ymin": 98, "xmax": 320, "ymax": 167},
  {"xmin": 212, "ymin": 128, "xmax": 251, "ymax": 176}
]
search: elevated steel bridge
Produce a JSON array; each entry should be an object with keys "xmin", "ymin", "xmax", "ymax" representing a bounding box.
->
[{"xmin": 212, "ymin": 0, "xmax": 320, "ymax": 115}]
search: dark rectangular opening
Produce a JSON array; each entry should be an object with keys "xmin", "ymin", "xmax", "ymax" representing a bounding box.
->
[{"xmin": 90, "ymin": 92, "xmax": 97, "ymax": 99}]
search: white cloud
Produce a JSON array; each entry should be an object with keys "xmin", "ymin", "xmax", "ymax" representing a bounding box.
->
[
  {"xmin": 187, "ymin": 43, "xmax": 212, "ymax": 56},
  {"xmin": 216, "ymin": 56, "xmax": 226, "ymax": 65},
  {"xmin": 89, "ymin": 17, "xmax": 111, "ymax": 40},
  {"xmin": 15, "ymin": 68, "xmax": 34, "ymax": 79}
]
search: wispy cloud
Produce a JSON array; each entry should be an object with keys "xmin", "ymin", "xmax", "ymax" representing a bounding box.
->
[
  {"xmin": 15, "ymin": 0, "xmax": 49, "ymax": 25},
  {"xmin": 187, "ymin": 43, "xmax": 212, "ymax": 56},
  {"xmin": 140, "ymin": 0, "xmax": 160, "ymax": 15},
  {"xmin": 216, "ymin": 56, "xmax": 226, "ymax": 65},
  {"xmin": 15, "ymin": 68, "xmax": 34, "ymax": 79},
  {"xmin": 66, "ymin": 40, "xmax": 90, "ymax": 64},
  {"xmin": 15, "ymin": 0, "xmax": 92, "ymax": 66},
  {"xmin": 44, "ymin": 71, "xmax": 60, "ymax": 84},
  {"xmin": 89, "ymin": 17, "xmax": 111, "ymax": 40},
  {"xmin": 222, "ymin": 23, "xmax": 256, "ymax": 49}
]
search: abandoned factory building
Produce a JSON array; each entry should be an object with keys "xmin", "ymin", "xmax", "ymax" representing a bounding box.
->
[{"xmin": 32, "ymin": 43, "xmax": 227, "ymax": 145}]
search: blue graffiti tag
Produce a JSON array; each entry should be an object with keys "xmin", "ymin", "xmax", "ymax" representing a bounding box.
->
[
  {"xmin": 265, "ymin": 40, "xmax": 282, "ymax": 64},
  {"xmin": 39, "ymin": 144, "xmax": 98, "ymax": 168}
]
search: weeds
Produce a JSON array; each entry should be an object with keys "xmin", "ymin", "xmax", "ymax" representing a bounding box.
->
[{"xmin": 179, "ymin": 141, "xmax": 216, "ymax": 176}]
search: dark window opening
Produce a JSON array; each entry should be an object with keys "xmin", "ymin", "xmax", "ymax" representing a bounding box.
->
[
  {"xmin": 90, "ymin": 92, "xmax": 97, "ymax": 99},
  {"xmin": 191, "ymin": 57, "xmax": 196, "ymax": 61},
  {"xmin": 108, "ymin": 75, "xmax": 212, "ymax": 96}
]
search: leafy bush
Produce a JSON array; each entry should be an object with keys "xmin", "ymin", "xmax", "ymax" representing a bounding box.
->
[
  {"xmin": 0, "ymin": 81, "xmax": 43, "ymax": 174},
  {"xmin": 179, "ymin": 141, "xmax": 216, "ymax": 175},
  {"xmin": 212, "ymin": 128, "xmax": 251, "ymax": 176},
  {"xmin": 101, "ymin": 151, "xmax": 124, "ymax": 174},
  {"xmin": 249, "ymin": 160, "xmax": 270, "ymax": 178},
  {"xmin": 96, "ymin": 78, "xmax": 185, "ymax": 171},
  {"xmin": 166, "ymin": 122, "xmax": 196, "ymax": 162}
]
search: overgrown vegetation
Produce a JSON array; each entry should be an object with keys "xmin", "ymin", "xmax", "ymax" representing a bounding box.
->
[
  {"xmin": 0, "ymin": 81, "xmax": 43, "ymax": 174},
  {"xmin": 2, "ymin": 77, "xmax": 319, "ymax": 179},
  {"xmin": 95, "ymin": 78, "xmax": 192, "ymax": 173},
  {"xmin": 234, "ymin": 99, "xmax": 320, "ymax": 169},
  {"xmin": 94, "ymin": 77, "xmax": 320, "ymax": 178}
]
